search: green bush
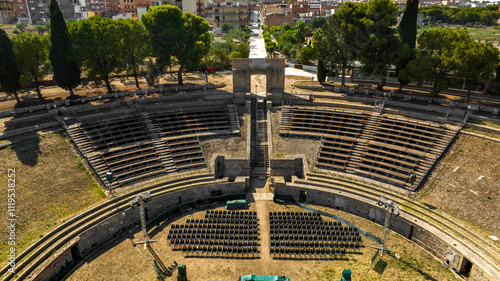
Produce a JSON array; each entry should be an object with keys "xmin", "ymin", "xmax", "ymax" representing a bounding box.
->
[{"xmin": 221, "ymin": 23, "xmax": 234, "ymax": 33}]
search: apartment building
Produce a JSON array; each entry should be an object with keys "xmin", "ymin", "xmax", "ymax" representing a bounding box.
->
[
  {"xmin": 262, "ymin": 2, "xmax": 335, "ymax": 28},
  {"xmin": 13, "ymin": 0, "xmax": 86, "ymax": 23},
  {"xmin": 0, "ymin": 0, "xmax": 16, "ymax": 23},
  {"xmin": 85, "ymin": 0, "xmax": 118, "ymax": 18},
  {"xmin": 208, "ymin": 1, "xmax": 249, "ymax": 29},
  {"xmin": 151, "ymin": 0, "xmax": 207, "ymax": 16},
  {"xmin": 118, "ymin": 0, "xmax": 150, "ymax": 15}
]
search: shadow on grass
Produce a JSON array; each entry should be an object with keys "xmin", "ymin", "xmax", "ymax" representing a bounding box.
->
[
  {"xmin": 373, "ymin": 259, "xmax": 388, "ymax": 274},
  {"xmin": 386, "ymin": 252, "xmax": 439, "ymax": 281},
  {"xmin": 422, "ymin": 203, "xmax": 437, "ymax": 210}
]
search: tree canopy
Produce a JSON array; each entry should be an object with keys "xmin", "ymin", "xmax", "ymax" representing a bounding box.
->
[
  {"xmin": 268, "ymin": 20, "xmax": 310, "ymax": 59},
  {"xmin": 452, "ymin": 38, "xmax": 499, "ymax": 99},
  {"xmin": 12, "ymin": 33, "xmax": 51, "ymax": 100},
  {"xmin": 419, "ymin": 5, "xmax": 499, "ymax": 25},
  {"xmin": 0, "ymin": 29, "xmax": 21, "ymax": 103},
  {"xmin": 310, "ymin": 17, "xmax": 327, "ymax": 30},
  {"xmin": 68, "ymin": 16, "xmax": 122, "ymax": 94},
  {"xmin": 348, "ymin": 0, "xmax": 401, "ymax": 90},
  {"xmin": 142, "ymin": 5, "xmax": 211, "ymax": 85},
  {"xmin": 116, "ymin": 18, "xmax": 151, "ymax": 89},
  {"xmin": 415, "ymin": 28, "xmax": 471, "ymax": 92}
]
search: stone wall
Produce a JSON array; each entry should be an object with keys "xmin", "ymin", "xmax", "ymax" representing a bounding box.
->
[
  {"xmin": 214, "ymin": 156, "xmax": 251, "ymax": 182},
  {"xmin": 34, "ymin": 243, "xmax": 75, "ymax": 281},
  {"xmin": 269, "ymin": 158, "xmax": 304, "ymax": 182}
]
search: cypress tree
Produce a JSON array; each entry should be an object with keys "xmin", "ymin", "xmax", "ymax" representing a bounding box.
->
[
  {"xmin": 317, "ymin": 58, "xmax": 327, "ymax": 83},
  {"xmin": 396, "ymin": 0, "xmax": 419, "ymax": 91},
  {"xmin": 49, "ymin": 0, "xmax": 80, "ymax": 96},
  {"xmin": 0, "ymin": 29, "xmax": 21, "ymax": 103},
  {"xmin": 399, "ymin": 0, "xmax": 419, "ymax": 49}
]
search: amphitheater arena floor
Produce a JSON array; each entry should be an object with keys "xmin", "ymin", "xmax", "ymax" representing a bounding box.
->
[{"xmin": 66, "ymin": 200, "xmax": 458, "ymax": 281}]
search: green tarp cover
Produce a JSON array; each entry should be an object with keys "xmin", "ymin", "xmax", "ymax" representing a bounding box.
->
[
  {"xmin": 239, "ymin": 275, "xmax": 290, "ymax": 281},
  {"xmin": 225, "ymin": 199, "xmax": 249, "ymax": 209}
]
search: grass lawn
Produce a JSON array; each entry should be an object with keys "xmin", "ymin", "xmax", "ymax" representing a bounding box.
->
[{"xmin": 0, "ymin": 131, "xmax": 106, "ymax": 264}]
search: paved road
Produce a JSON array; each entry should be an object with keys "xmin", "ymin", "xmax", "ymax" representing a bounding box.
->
[
  {"xmin": 249, "ymin": 15, "xmax": 266, "ymax": 58},
  {"xmin": 285, "ymin": 67, "xmax": 316, "ymax": 79},
  {"xmin": 248, "ymin": 12, "xmax": 318, "ymax": 79}
]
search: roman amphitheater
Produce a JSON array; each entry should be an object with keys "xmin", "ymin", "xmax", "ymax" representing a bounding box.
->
[{"xmin": 0, "ymin": 56, "xmax": 500, "ymax": 281}]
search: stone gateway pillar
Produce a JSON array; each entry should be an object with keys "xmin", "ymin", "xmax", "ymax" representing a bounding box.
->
[{"xmin": 232, "ymin": 58, "xmax": 285, "ymax": 106}]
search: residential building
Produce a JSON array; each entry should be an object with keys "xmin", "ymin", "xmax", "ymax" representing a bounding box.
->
[
  {"xmin": 263, "ymin": 12, "xmax": 293, "ymax": 27},
  {"xmin": 151, "ymin": 0, "xmax": 208, "ymax": 17},
  {"xmin": 85, "ymin": 0, "xmax": 119, "ymax": 18},
  {"xmin": 118, "ymin": 0, "xmax": 150, "ymax": 15},
  {"xmin": 261, "ymin": 2, "xmax": 335, "ymax": 28},
  {"xmin": 208, "ymin": 0, "xmax": 249, "ymax": 30},
  {"xmin": 0, "ymin": 0, "xmax": 16, "ymax": 24},
  {"xmin": 13, "ymin": 0, "xmax": 87, "ymax": 23}
]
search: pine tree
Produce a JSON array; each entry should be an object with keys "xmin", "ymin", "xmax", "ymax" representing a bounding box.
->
[
  {"xmin": 0, "ymin": 29, "xmax": 21, "ymax": 103},
  {"xmin": 49, "ymin": 0, "xmax": 80, "ymax": 96}
]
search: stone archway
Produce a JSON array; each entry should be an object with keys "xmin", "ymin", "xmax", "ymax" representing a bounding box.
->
[{"xmin": 232, "ymin": 58, "xmax": 285, "ymax": 105}]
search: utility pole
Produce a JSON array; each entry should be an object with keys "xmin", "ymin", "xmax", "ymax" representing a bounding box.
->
[
  {"xmin": 130, "ymin": 192, "xmax": 157, "ymax": 249},
  {"xmin": 371, "ymin": 196, "xmax": 400, "ymax": 257}
]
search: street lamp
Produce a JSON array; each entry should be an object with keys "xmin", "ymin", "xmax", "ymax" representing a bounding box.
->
[{"xmin": 255, "ymin": 84, "xmax": 257, "ymax": 95}]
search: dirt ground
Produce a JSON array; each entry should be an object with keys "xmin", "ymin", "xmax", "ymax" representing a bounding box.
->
[
  {"xmin": 66, "ymin": 201, "xmax": 457, "ymax": 281},
  {"xmin": 419, "ymin": 133, "xmax": 500, "ymax": 239},
  {"xmin": 0, "ymin": 131, "xmax": 105, "ymax": 264},
  {"xmin": 270, "ymin": 109, "xmax": 320, "ymax": 170},
  {"xmin": 201, "ymin": 105, "xmax": 250, "ymax": 169}
]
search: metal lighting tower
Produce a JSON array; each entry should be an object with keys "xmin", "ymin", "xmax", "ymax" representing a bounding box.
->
[
  {"xmin": 371, "ymin": 196, "xmax": 401, "ymax": 257},
  {"xmin": 130, "ymin": 192, "xmax": 157, "ymax": 249}
]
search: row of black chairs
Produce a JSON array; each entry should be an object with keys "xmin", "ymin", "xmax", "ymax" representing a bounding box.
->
[
  {"xmin": 270, "ymin": 219, "xmax": 341, "ymax": 226},
  {"xmin": 171, "ymin": 239, "xmax": 259, "ymax": 248},
  {"xmin": 169, "ymin": 233, "xmax": 259, "ymax": 241},
  {"xmin": 270, "ymin": 228, "xmax": 358, "ymax": 236},
  {"xmin": 169, "ymin": 228, "xmax": 258, "ymax": 235},
  {"xmin": 271, "ymin": 247, "xmax": 348, "ymax": 256},
  {"xmin": 194, "ymin": 218, "xmax": 259, "ymax": 225},
  {"xmin": 270, "ymin": 211, "xmax": 321, "ymax": 217},
  {"xmin": 206, "ymin": 210, "xmax": 257, "ymax": 216},
  {"xmin": 270, "ymin": 223, "xmax": 352, "ymax": 230},
  {"xmin": 171, "ymin": 222, "xmax": 257, "ymax": 230},
  {"xmin": 205, "ymin": 212, "xmax": 257, "ymax": 220},
  {"xmin": 205, "ymin": 218, "xmax": 258, "ymax": 224},
  {"xmin": 269, "ymin": 216, "xmax": 321, "ymax": 222},
  {"xmin": 205, "ymin": 213, "xmax": 257, "ymax": 220},
  {"xmin": 176, "ymin": 218, "xmax": 258, "ymax": 226},
  {"xmin": 182, "ymin": 245, "xmax": 259, "ymax": 256},
  {"xmin": 271, "ymin": 241, "xmax": 360, "ymax": 249},
  {"xmin": 270, "ymin": 234, "xmax": 362, "ymax": 243}
]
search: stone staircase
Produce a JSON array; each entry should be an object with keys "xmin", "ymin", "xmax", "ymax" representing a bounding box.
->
[
  {"xmin": 251, "ymin": 98, "xmax": 269, "ymax": 178},
  {"xmin": 344, "ymin": 112, "xmax": 381, "ymax": 173},
  {"xmin": 227, "ymin": 104, "xmax": 241, "ymax": 134},
  {"xmin": 139, "ymin": 112, "xmax": 177, "ymax": 174}
]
